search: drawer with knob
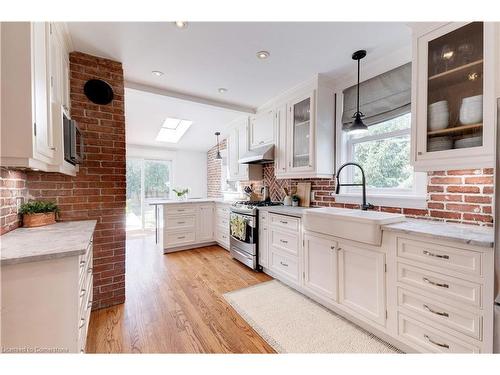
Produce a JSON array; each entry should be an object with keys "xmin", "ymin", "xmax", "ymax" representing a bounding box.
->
[
  {"xmin": 270, "ymin": 228, "xmax": 299, "ymax": 255},
  {"xmin": 397, "ymin": 237, "xmax": 482, "ymax": 277},
  {"xmin": 165, "ymin": 230, "xmax": 196, "ymax": 247},
  {"xmin": 397, "ymin": 287, "xmax": 482, "ymax": 340},
  {"xmin": 398, "ymin": 313, "xmax": 480, "ymax": 353},
  {"xmin": 269, "ymin": 248, "xmax": 299, "ymax": 283},
  {"xmin": 165, "ymin": 215, "xmax": 196, "ymax": 231},
  {"xmin": 270, "ymin": 213, "xmax": 300, "ymax": 232},
  {"xmin": 165, "ymin": 205, "xmax": 196, "ymax": 216},
  {"xmin": 397, "ymin": 262, "xmax": 482, "ymax": 307}
]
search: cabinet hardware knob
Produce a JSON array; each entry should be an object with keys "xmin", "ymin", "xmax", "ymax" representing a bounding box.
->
[
  {"xmin": 79, "ymin": 318, "xmax": 86, "ymax": 329},
  {"xmin": 280, "ymin": 239, "xmax": 288, "ymax": 244},
  {"xmin": 280, "ymin": 221, "xmax": 288, "ymax": 224},
  {"xmin": 330, "ymin": 246, "xmax": 335, "ymax": 250},
  {"xmin": 424, "ymin": 334, "xmax": 449, "ymax": 349},
  {"xmin": 423, "ymin": 304, "xmax": 449, "ymax": 317},
  {"xmin": 80, "ymin": 289, "xmax": 86, "ymax": 297},
  {"xmin": 417, "ymin": 152, "xmax": 423, "ymax": 155},
  {"xmin": 50, "ymin": 147, "xmax": 56, "ymax": 151},
  {"xmin": 87, "ymin": 300, "xmax": 93, "ymax": 309},
  {"xmin": 280, "ymin": 261, "xmax": 288, "ymax": 267},
  {"xmin": 178, "ymin": 236, "xmax": 186, "ymax": 239},
  {"xmin": 423, "ymin": 250, "xmax": 449, "ymax": 259},
  {"xmin": 423, "ymin": 277, "xmax": 449, "ymax": 288},
  {"xmin": 80, "ymin": 260, "xmax": 86, "ymax": 266}
]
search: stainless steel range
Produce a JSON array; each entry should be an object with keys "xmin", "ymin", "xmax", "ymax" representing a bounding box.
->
[{"xmin": 229, "ymin": 200, "xmax": 283, "ymax": 271}]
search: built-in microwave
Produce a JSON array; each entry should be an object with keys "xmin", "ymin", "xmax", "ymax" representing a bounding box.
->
[{"xmin": 63, "ymin": 112, "xmax": 83, "ymax": 165}]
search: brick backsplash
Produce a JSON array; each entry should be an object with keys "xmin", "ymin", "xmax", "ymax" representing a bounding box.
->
[
  {"xmin": 0, "ymin": 168, "xmax": 28, "ymax": 235},
  {"xmin": 1, "ymin": 52, "xmax": 126, "ymax": 311},
  {"xmin": 206, "ymin": 142, "xmax": 494, "ymax": 226}
]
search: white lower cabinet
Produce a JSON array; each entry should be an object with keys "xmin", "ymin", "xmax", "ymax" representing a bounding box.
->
[
  {"xmin": 338, "ymin": 242, "xmax": 387, "ymax": 326},
  {"xmin": 215, "ymin": 203, "xmax": 230, "ymax": 250},
  {"xmin": 163, "ymin": 203, "xmax": 215, "ymax": 252},
  {"xmin": 303, "ymin": 232, "xmax": 338, "ymax": 302},
  {"xmin": 258, "ymin": 211, "xmax": 269, "ymax": 268},
  {"xmin": 197, "ymin": 204, "xmax": 214, "ymax": 243},
  {"xmin": 1, "ymin": 235, "xmax": 94, "ymax": 353}
]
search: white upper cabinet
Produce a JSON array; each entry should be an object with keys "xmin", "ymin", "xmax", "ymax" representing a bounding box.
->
[
  {"xmin": 1, "ymin": 22, "xmax": 73, "ymax": 174},
  {"xmin": 274, "ymin": 75, "xmax": 336, "ymax": 179},
  {"xmin": 274, "ymin": 104, "xmax": 288, "ymax": 176},
  {"xmin": 227, "ymin": 117, "xmax": 263, "ymax": 181},
  {"xmin": 411, "ymin": 22, "xmax": 498, "ymax": 171},
  {"xmin": 249, "ymin": 109, "xmax": 274, "ymax": 149}
]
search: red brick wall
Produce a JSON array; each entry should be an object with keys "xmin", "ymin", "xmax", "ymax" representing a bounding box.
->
[
  {"xmin": 24, "ymin": 52, "xmax": 126, "ymax": 310},
  {"xmin": 206, "ymin": 142, "xmax": 494, "ymax": 226},
  {"xmin": 207, "ymin": 139, "xmax": 226, "ymax": 198},
  {"xmin": 0, "ymin": 168, "xmax": 27, "ymax": 235}
]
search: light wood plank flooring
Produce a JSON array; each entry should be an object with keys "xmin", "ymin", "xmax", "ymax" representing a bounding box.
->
[{"xmin": 85, "ymin": 234, "xmax": 275, "ymax": 353}]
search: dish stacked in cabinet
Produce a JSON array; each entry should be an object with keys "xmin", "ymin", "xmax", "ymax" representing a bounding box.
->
[
  {"xmin": 268, "ymin": 213, "xmax": 302, "ymax": 287},
  {"xmin": 394, "ymin": 236, "xmax": 494, "ymax": 353},
  {"xmin": 215, "ymin": 203, "xmax": 231, "ymax": 250}
]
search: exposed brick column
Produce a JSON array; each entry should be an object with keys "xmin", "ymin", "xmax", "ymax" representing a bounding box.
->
[{"xmin": 25, "ymin": 52, "xmax": 126, "ymax": 310}]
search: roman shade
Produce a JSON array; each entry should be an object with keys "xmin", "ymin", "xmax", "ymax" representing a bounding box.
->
[{"xmin": 342, "ymin": 62, "xmax": 411, "ymax": 130}]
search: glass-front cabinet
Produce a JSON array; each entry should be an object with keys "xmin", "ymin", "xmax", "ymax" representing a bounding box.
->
[
  {"xmin": 287, "ymin": 91, "xmax": 315, "ymax": 173},
  {"xmin": 412, "ymin": 22, "xmax": 497, "ymax": 171}
]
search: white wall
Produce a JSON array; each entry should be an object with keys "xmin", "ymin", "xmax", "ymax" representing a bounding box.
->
[{"xmin": 126, "ymin": 144, "xmax": 207, "ymax": 198}]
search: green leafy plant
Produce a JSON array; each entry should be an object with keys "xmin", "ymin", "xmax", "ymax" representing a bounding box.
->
[
  {"xmin": 292, "ymin": 195, "xmax": 300, "ymax": 202},
  {"xmin": 172, "ymin": 188, "xmax": 189, "ymax": 197},
  {"xmin": 19, "ymin": 200, "xmax": 59, "ymax": 215}
]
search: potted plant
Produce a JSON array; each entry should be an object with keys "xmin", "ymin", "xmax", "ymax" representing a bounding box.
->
[
  {"xmin": 172, "ymin": 188, "xmax": 189, "ymax": 201},
  {"xmin": 19, "ymin": 200, "xmax": 58, "ymax": 228},
  {"xmin": 292, "ymin": 195, "xmax": 300, "ymax": 207}
]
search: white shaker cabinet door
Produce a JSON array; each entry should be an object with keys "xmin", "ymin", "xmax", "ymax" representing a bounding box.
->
[
  {"xmin": 250, "ymin": 109, "xmax": 274, "ymax": 149},
  {"xmin": 303, "ymin": 233, "xmax": 338, "ymax": 302},
  {"xmin": 32, "ymin": 22, "xmax": 55, "ymax": 161},
  {"xmin": 197, "ymin": 204, "xmax": 214, "ymax": 242},
  {"xmin": 338, "ymin": 242, "xmax": 386, "ymax": 326}
]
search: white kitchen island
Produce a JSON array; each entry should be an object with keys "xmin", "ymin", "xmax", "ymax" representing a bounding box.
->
[{"xmin": 149, "ymin": 199, "xmax": 234, "ymax": 252}]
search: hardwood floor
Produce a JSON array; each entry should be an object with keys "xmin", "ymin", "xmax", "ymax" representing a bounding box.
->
[{"xmin": 85, "ymin": 234, "xmax": 275, "ymax": 353}]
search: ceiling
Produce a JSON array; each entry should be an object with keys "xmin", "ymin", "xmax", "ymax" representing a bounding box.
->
[
  {"xmin": 125, "ymin": 88, "xmax": 241, "ymax": 151},
  {"xmin": 67, "ymin": 22, "xmax": 411, "ymax": 151}
]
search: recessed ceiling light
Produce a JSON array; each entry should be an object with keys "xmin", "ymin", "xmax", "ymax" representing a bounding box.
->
[
  {"xmin": 218, "ymin": 88, "xmax": 228, "ymax": 94},
  {"xmin": 151, "ymin": 70, "xmax": 164, "ymax": 77},
  {"xmin": 174, "ymin": 21, "xmax": 188, "ymax": 29},
  {"xmin": 256, "ymin": 50, "xmax": 270, "ymax": 59}
]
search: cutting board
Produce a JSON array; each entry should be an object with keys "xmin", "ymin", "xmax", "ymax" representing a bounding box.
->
[{"xmin": 296, "ymin": 182, "xmax": 311, "ymax": 207}]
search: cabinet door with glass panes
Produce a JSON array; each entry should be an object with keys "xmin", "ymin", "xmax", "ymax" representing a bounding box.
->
[
  {"xmin": 287, "ymin": 91, "xmax": 315, "ymax": 173},
  {"xmin": 413, "ymin": 22, "xmax": 496, "ymax": 171}
]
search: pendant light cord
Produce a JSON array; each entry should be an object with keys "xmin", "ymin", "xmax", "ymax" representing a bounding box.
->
[{"xmin": 356, "ymin": 58, "xmax": 360, "ymax": 114}]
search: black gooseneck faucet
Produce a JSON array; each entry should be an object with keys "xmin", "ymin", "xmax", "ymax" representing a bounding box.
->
[{"xmin": 335, "ymin": 162, "xmax": 374, "ymax": 211}]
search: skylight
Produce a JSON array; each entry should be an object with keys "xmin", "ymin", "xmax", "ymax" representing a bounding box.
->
[{"xmin": 155, "ymin": 117, "xmax": 193, "ymax": 143}]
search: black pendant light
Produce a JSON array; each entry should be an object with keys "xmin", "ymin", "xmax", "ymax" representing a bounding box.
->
[
  {"xmin": 349, "ymin": 49, "xmax": 368, "ymax": 134},
  {"xmin": 214, "ymin": 132, "xmax": 222, "ymax": 160}
]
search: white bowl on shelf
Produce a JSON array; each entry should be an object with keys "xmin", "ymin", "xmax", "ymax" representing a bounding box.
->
[
  {"xmin": 459, "ymin": 95, "xmax": 483, "ymax": 125},
  {"xmin": 428, "ymin": 111, "xmax": 449, "ymax": 131}
]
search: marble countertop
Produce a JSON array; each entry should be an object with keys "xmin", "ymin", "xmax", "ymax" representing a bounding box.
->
[
  {"xmin": 149, "ymin": 198, "xmax": 236, "ymax": 205},
  {"xmin": 382, "ymin": 219, "xmax": 494, "ymax": 248},
  {"xmin": 1, "ymin": 220, "xmax": 97, "ymax": 266},
  {"xmin": 257, "ymin": 205, "xmax": 317, "ymax": 217}
]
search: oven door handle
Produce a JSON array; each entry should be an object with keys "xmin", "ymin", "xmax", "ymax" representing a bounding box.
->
[{"xmin": 230, "ymin": 235, "xmax": 253, "ymax": 247}]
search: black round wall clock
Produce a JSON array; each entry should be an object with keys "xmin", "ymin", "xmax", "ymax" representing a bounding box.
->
[{"xmin": 83, "ymin": 79, "xmax": 114, "ymax": 105}]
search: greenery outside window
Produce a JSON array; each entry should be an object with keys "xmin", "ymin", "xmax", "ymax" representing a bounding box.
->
[
  {"xmin": 126, "ymin": 158, "xmax": 172, "ymax": 231},
  {"xmin": 338, "ymin": 113, "xmax": 427, "ymax": 208}
]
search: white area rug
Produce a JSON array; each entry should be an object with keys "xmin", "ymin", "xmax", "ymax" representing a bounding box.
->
[{"xmin": 224, "ymin": 280, "xmax": 401, "ymax": 353}]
